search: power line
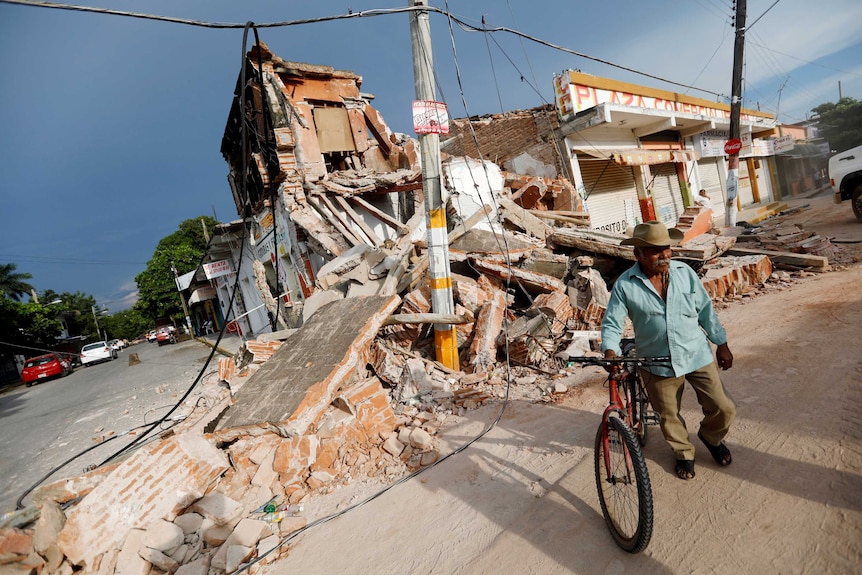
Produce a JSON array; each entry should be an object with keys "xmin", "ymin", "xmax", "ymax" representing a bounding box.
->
[
  {"xmin": 0, "ymin": 0, "xmax": 724, "ymax": 98},
  {"xmin": 689, "ymin": 0, "xmax": 733, "ymax": 20},
  {"xmin": 747, "ymin": 39, "xmax": 862, "ymax": 79},
  {"xmin": 0, "ymin": 253, "xmax": 147, "ymax": 265},
  {"xmin": 684, "ymin": 24, "xmax": 731, "ymax": 94},
  {"xmin": 747, "ymin": 0, "xmax": 782, "ymax": 31}
]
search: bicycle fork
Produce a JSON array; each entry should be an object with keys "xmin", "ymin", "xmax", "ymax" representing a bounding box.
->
[{"xmin": 600, "ymin": 409, "xmax": 636, "ymax": 486}]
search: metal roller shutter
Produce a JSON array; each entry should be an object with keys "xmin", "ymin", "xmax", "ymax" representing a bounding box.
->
[
  {"xmin": 697, "ymin": 158, "xmax": 725, "ymax": 219},
  {"xmin": 649, "ymin": 163, "xmax": 684, "ymax": 225},
  {"xmin": 578, "ymin": 157, "xmax": 640, "ymax": 233}
]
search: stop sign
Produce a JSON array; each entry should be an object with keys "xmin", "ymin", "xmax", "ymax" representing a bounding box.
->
[{"xmin": 724, "ymin": 138, "xmax": 743, "ymax": 155}]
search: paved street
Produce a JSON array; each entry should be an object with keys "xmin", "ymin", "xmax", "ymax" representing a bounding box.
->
[{"xmin": 0, "ymin": 338, "xmax": 226, "ymax": 513}]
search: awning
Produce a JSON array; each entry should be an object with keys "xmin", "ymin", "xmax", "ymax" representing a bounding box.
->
[
  {"xmin": 188, "ymin": 286, "xmax": 217, "ymax": 305},
  {"xmin": 671, "ymin": 150, "xmax": 700, "ymax": 163},
  {"xmin": 576, "ymin": 148, "xmax": 699, "ymax": 166},
  {"xmin": 175, "ymin": 270, "xmax": 196, "ymax": 291},
  {"xmin": 776, "ymin": 143, "xmax": 828, "ymax": 159}
]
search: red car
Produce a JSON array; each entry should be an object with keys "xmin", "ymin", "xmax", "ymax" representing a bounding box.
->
[
  {"xmin": 155, "ymin": 326, "xmax": 176, "ymax": 346},
  {"xmin": 21, "ymin": 353, "xmax": 72, "ymax": 387}
]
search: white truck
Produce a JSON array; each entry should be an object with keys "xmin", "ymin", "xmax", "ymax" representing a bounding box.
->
[{"xmin": 828, "ymin": 144, "xmax": 862, "ymax": 222}]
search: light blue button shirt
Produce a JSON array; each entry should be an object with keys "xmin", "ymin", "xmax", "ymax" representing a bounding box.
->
[{"xmin": 601, "ymin": 260, "xmax": 726, "ymax": 377}]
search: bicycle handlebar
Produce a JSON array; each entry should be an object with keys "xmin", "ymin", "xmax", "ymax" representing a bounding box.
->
[{"xmin": 567, "ymin": 355, "xmax": 671, "ymax": 369}]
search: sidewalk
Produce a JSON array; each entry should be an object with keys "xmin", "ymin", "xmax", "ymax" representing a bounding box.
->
[
  {"xmin": 735, "ymin": 185, "xmax": 832, "ymax": 225},
  {"xmin": 194, "ymin": 331, "xmax": 245, "ymax": 357}
]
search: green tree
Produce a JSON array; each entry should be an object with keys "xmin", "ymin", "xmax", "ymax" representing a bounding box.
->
[
  {"xmin": 134, "ymin": 216, "xmax": 216, "ymax": 322},
  {"xmin": 101, "ymin": 308, "xmax": 151, "ymax": 341},
  {"xmin": 0, "ymin": 263, "xmax": 35, "ymax": 301},
  {"xmin": 0, "ymin": 298, "xmax": 25, "ymax": 354},
  {"xmin": 0, "ymin": 298, "xmax": 64, "ymax": 357},
  {"xmin": 812, "ymin": 97, "xmax": 862, "ymax": 153},
  {"xmin": 17, "ymin": 302, "xmax": 65, "ymax": 343},
  {"xmin": 38, "ymin": 290, "xmax": 99, "ymax": 339}
]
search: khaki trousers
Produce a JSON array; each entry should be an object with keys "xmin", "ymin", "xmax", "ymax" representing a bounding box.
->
[{"xmin": 639, "ymin": 361, "xmax": 736, "ymax": 461}]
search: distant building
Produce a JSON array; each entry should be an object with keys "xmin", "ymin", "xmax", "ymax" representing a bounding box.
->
[
  {"xmin": 445, "ymin": 71, "xmax": 793, "ymax": 230},
  {"xmin": 772, "ymin": 120, "xmax": 830, "ymax": 197}
]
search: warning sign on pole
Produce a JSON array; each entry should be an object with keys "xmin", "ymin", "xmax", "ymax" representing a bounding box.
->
[{"xmin": 412, "ymin": 100, "xmax": 449, "ymax": 135}]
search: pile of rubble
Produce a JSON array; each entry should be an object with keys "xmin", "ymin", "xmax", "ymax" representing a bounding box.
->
[
  {"xmin": 9, "ymin": 189, "xmax": 836, "ymax": 575},
  {"xmin": 0, "ymin": 43, "xmax": 841, "ymax": 573},
  {"xmin": 0, "ymin": 215, "xmax": 787, "ymax": 574},
  {"xmin": 0, "ymin": 286, "xmax": 589, "ymax": 573}
]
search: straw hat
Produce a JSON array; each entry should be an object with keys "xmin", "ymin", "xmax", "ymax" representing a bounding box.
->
[{"xmin": 620, "ymin": 220, "xmax": 684, "ymax": 247}]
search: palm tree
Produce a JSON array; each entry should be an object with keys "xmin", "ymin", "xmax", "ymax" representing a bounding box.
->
[{"xmin": 0, "ymin": 263, "xmax": 35, "ymax": 301}]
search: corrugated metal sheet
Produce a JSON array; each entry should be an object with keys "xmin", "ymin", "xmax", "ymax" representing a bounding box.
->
[
  {"xmin": 697, "ymin": 158, "xmax": 726, "ymax": 219},
  {"xmin": 578, "ymin": 157, "xmax": 640, "ymax": 233},
  {"xmin": 649, "ymin": 163, "xmax": 684, "ymax": 225}
]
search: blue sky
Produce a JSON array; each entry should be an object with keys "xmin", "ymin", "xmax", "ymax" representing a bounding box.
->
[{"xmin": 1, "ymin": 0, "xmax": 860, "ymax": 312}]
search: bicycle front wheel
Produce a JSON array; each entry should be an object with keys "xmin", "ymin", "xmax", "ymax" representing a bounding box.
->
[
  {"xmin": 594, "ymin": 416, "xmax": 654, "ymax": 553},
  {"xmin": 630, "ymin": 377, "xmax": 650, "ymax": 446}
]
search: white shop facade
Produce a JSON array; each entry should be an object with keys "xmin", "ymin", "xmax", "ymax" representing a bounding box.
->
[{"xmin": 553, "ymin": 70, "xmax": 779, "ymax": 230}]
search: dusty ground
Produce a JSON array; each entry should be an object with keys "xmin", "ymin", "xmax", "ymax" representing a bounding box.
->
[{"xmin": 250, "ymin": 193, "xmax": 862, "ymax": 575}]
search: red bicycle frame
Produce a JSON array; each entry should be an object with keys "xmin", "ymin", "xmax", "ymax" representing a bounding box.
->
[{"xmin": 599, "ymin": 371, "xmax": 636, "ymax": 481}]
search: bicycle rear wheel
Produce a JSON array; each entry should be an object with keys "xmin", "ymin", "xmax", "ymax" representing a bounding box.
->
[{"xmin": 594, "ymin": 416, "xmax": 654, "ymax": 553}]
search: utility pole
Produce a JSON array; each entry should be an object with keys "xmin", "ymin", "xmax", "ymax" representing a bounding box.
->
[
  {"xmin": 726, "ymin": 0, "xmax": 746, "ymax": 227},
  {"xmin": 200, "ymin": 218, "xmax": 210, "ymax": 243},
  {"xmin": 92, "ymin": 305, "xmax": 106, "ymax": 341},
  {"xmin": 776, "ymin": 76, "xmax": 789, "ymax": 136},
  {"xmin": 409, "ymin": 0, "xmax": 459, "ymax": 370},
  {"xmin": 171, "ymin": 262, "xmax": 194, "ymax": 335}
]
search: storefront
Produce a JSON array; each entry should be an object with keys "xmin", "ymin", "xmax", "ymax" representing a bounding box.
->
[
  {"xmin": 773, "ymin": 142, "xmax": 830, "ymax": 198},
  {"xmin": 554, "ymin": 70, "xmax": 778, "ymax": 228},
  {"xmin": 575, "ymin": 155, "xmax": 640, "ymax": 232},
  {"xmin": 694, "ymin": 156, "xmax": 726, "ymax": 220}
]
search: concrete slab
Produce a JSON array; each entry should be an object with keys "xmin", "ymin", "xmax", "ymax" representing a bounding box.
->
[
  {"xmin": 450, "ymin": 228, "xmax": 534, "ymax": 257},
  {"xmin": 214, "ymin": 295, "xmax": 400, "ymax": 437}
]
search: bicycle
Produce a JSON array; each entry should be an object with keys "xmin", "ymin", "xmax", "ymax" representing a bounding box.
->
[{"xmin": 567, "ymin": 340, "xmax": 670, "ymax": 553}]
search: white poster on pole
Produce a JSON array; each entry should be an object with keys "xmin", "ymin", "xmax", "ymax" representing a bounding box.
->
[{"xmin": 412, "ymin": 100, "xmax": 450, "ymax": 135}]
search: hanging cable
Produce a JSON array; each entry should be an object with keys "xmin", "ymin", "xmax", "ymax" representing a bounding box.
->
[
  {"xmin": 481, "ymin": 15, "xmax": 505, "ymax": 115},
  {"xmin": 230, "ymin": 11, "xmax": 520, "ymax": 569},
  {"xmin": 250, "ymin": 27, "xmax": 283, "ymax": 331},
  {"xmin": 504, "ymin": 0, "xmax": 540, "ymax": 96},
  {"xmin": 92, "ymin": 22, "xmax": 258, "ymax": 468},
  {"xmin": 0, "ymin": 0, "xmax": 725, "ymax": 98}
]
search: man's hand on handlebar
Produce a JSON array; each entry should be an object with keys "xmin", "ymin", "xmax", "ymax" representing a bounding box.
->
[{"xmin": 603, "ymin": 349, "xmax": 620, "ymax": 374}]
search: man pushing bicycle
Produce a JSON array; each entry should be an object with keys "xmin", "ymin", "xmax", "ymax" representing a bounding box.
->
[{"xmin": 601, "ymin": 221, "xmax": 737, "ymax": 480}]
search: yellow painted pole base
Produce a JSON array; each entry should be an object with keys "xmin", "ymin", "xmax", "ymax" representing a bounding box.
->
[{"xmin": 434, "ymin": 326, "xmax": 459, "ymax": 371}]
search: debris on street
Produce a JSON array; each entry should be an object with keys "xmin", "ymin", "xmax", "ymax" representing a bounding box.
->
[{"xmin": 1, "ymin": 45, "xmax": 848, "ymax": 574}]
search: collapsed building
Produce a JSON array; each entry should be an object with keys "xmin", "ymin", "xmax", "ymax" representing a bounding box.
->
[{"xmin": 1, "ymin": 42, "xmax": 840, "ymax": 573}]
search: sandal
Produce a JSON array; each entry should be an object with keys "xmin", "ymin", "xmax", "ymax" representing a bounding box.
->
[
  {"xmin": 698, "ymin": 430, "xmax": 732, "ymax": 466},
  {"xmin": 675, "ymin": 459, "xmax": 696, "ymax": 480}
]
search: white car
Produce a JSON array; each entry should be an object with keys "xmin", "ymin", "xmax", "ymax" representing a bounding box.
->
[
  {"xmin": 828, "ymin": 144, "xmax": 862, "ymax": 222},
  {"xmin": 107, "ymin": 339, "xmax": 124, "ymax": 351},
  {"xmin": 80, "ymin": 341, "xmax": 117, "ymax": 366}
]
